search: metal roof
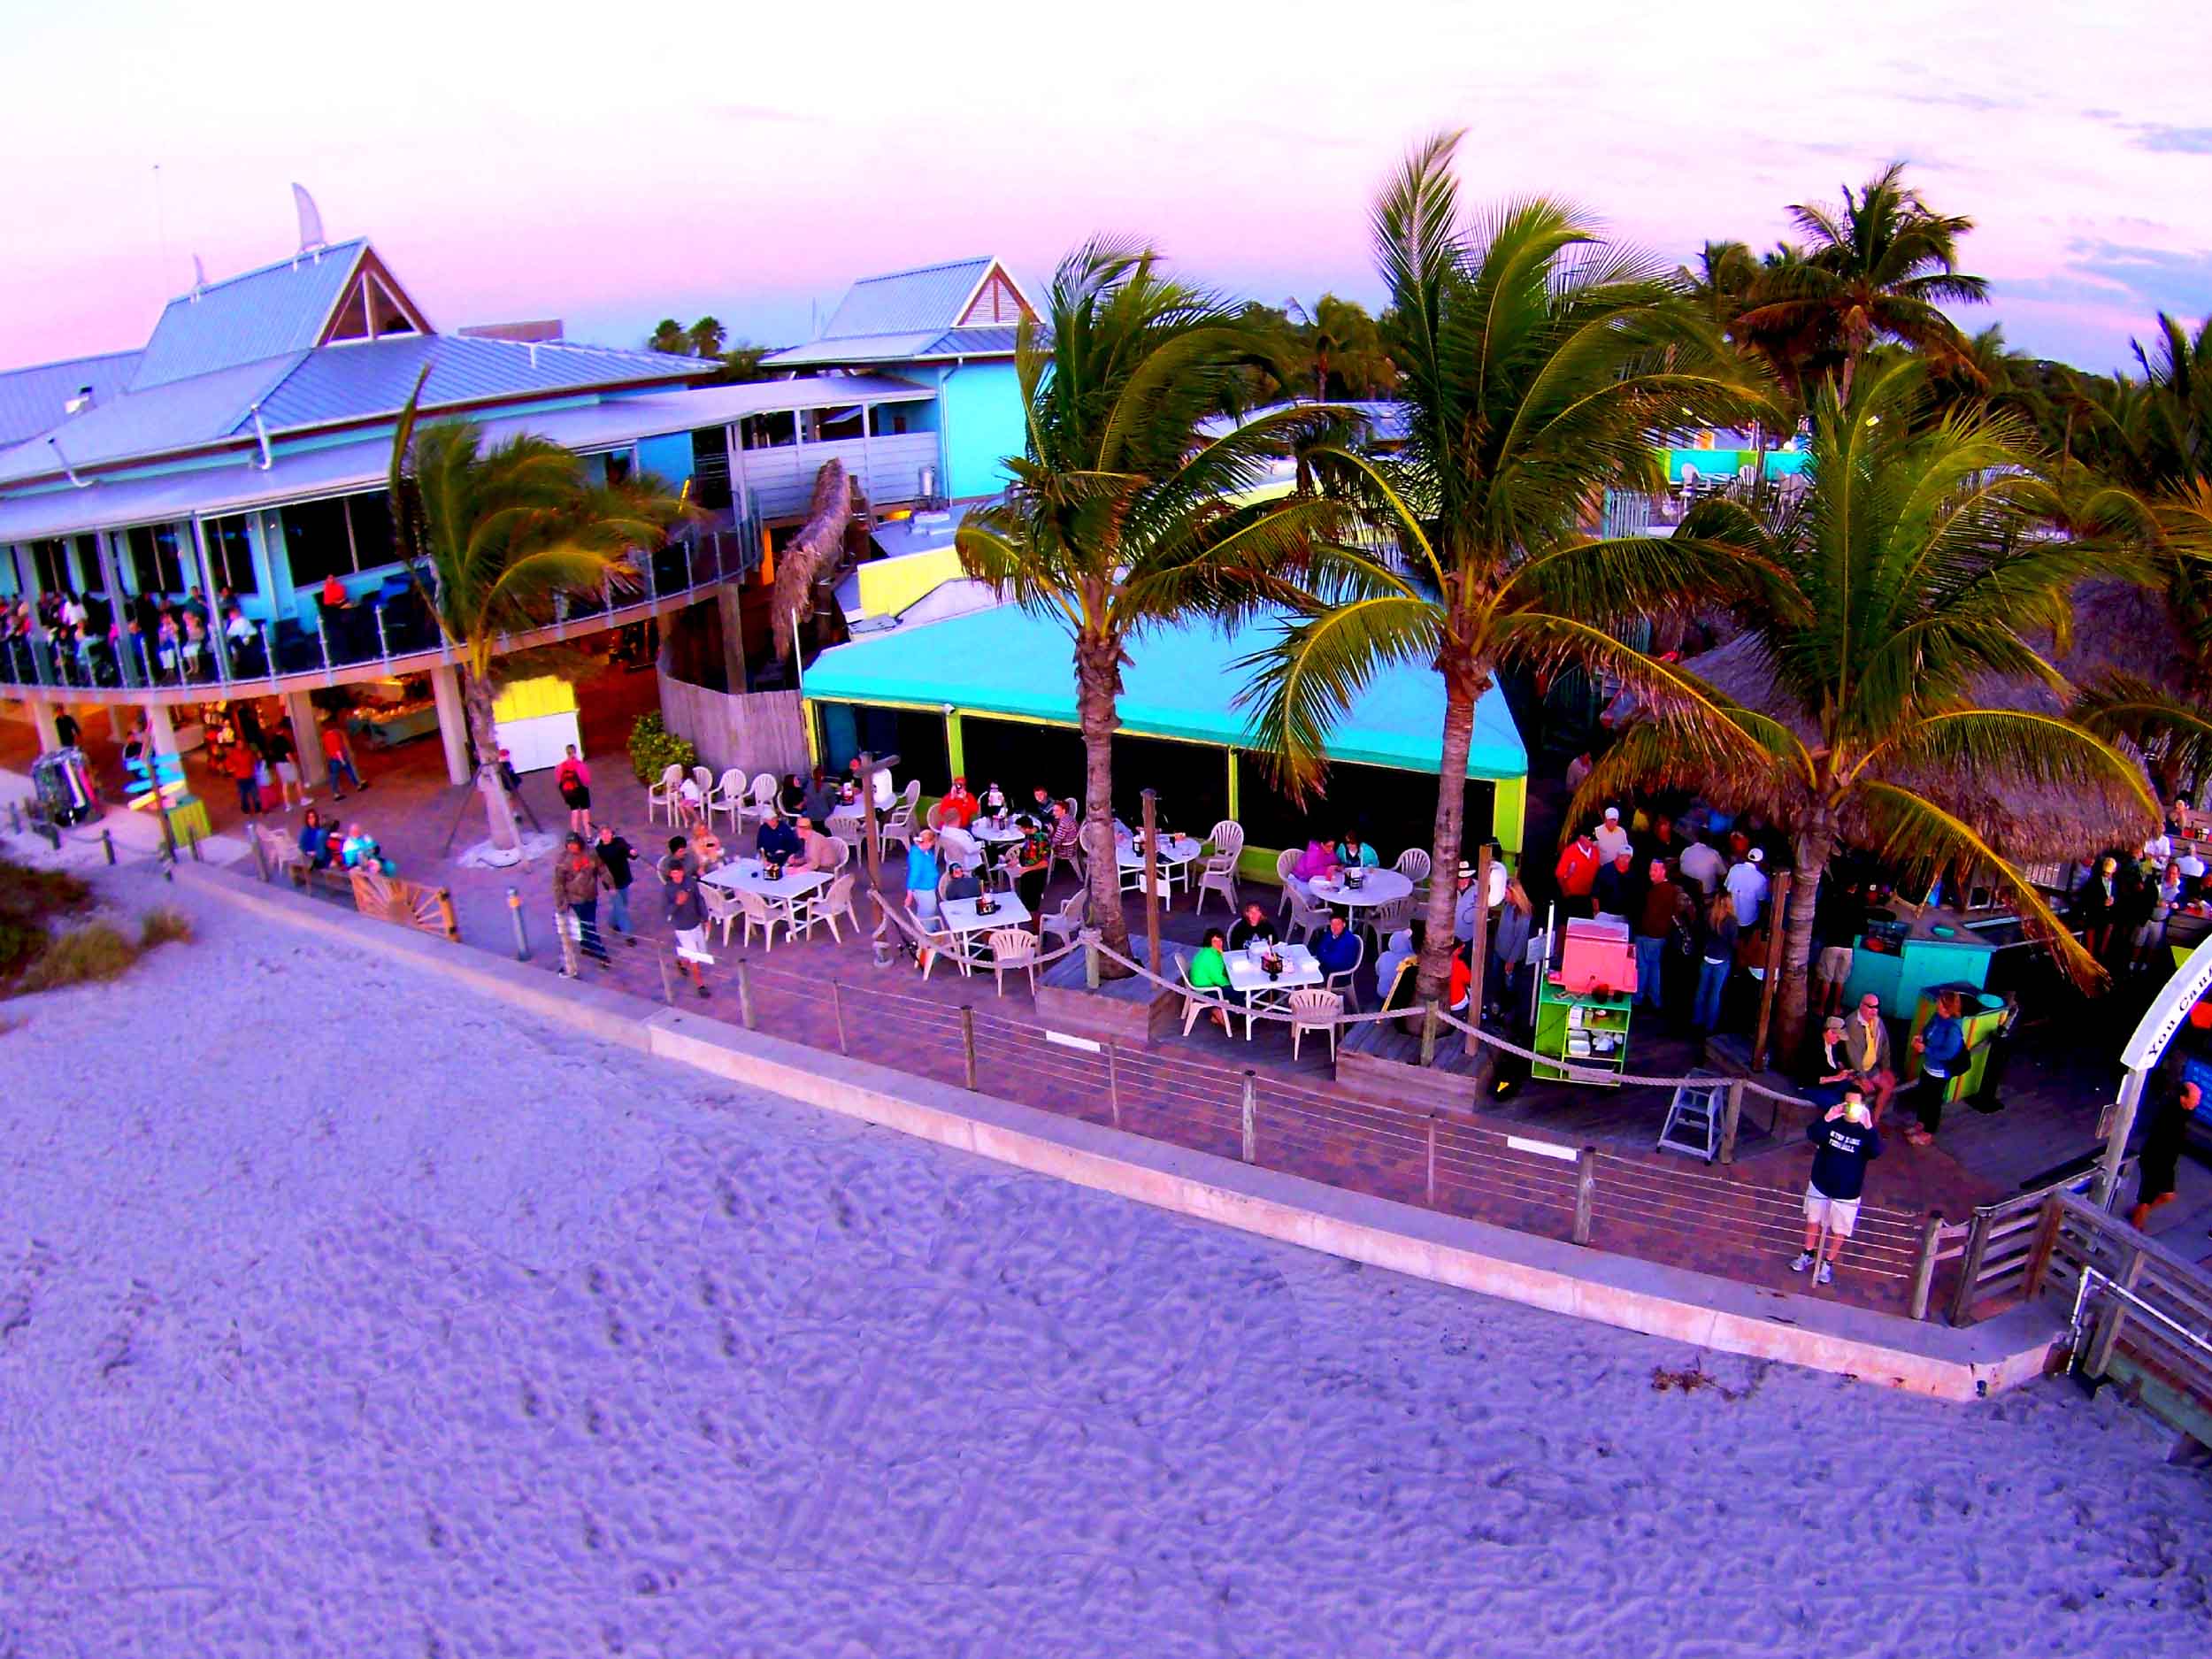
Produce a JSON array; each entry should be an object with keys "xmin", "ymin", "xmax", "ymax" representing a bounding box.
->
[
  {"xmin": 0, "ymin": 376, "xmax": 939, "ymax": 541},
  {"xmin": 130, "ymin": 240, "xmax": 369, "ymax": 390},
  {"xmin": 251, "ymin": 334, "xmax": 704, "ymax": 430},
  {"xmin": 0, "ymin": 351, "xmax": 145, "ymax": 449},
  {"xmin": 0, "ymin": 356, "xmax": 308, "ymax": 483},
  {"xmin": 819, "ymin": 257, "xmax": 994, "ymax": 339},
  {"xmin": 762, "ymin": 324, "xmax": 1027, "ymax": 369}
]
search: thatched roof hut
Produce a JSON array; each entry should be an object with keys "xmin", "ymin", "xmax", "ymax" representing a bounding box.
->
[{"xmin": 1666, "ymin": 580, "xmax": 2162, "ymax": 864}]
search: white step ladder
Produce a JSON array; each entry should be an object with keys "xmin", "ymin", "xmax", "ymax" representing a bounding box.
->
[{"xmin": 1657, "ymin": 1073, "xmax": 1728, "ymax": 1163}]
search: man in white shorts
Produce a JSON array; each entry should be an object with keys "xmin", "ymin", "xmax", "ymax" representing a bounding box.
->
[{"xmin": 1793, "ymin": 1091, "xmax": 1882, "ymax": 1286}]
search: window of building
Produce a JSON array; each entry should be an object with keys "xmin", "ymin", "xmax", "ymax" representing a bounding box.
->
[
  {"xmin": 804, "ymin": 405, "xmax": 864, "ymax": 444},
  {"xmin": 280, "ymin": 497, "xmax": 356, "ymax": 588},
  {"xmin": 1233, "ymin": 752, "xmax": 1492, "ymax": 864},
  {"xmin": 687, "ymin": 428, "xmax": 732, "ymax": 511},
  {"xmin": 28, "ymin": 539, "xmax": 66, "ymax": 593},
  {"xmin": 326, "ymin": 281, "xmax": 371, "ymax": 343},
  {"xmin": 126, "ymin": 524, "xmax": 188, "ymax": 595},
  {"xmin": 741, "ymin": 411, "xmax": 796, "ymax": 449},
  {"xmin": 956, "ymin": 717, "xmax": 1086, "ymax": 809},
  {"xmin": 869, "ymin": 405, "xmax": 913, "ymax": 437},
  {"xmin": 367, "ymin": 273, "xmax": 418, "ymax": 338},
  {"xmin": 1106, "ymin": 734, "xmax": 1230, "ymax": 839},
  {"xmin": 812, "ymin": 702, "xmax": 951, "ymax": 794},
  {"xmin": 204, "ymin": 516, "xmax": 259, "ymax": 594},
  {"xmin": 347, "ymin": 491, "xmax": 399, "ymax": 571},
  {"xmin": 71, "ymin": 534, "xmax": 99, "ymax": 591}
]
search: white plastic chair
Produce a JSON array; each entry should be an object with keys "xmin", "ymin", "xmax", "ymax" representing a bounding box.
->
[
  {"xmin": 1321, "ymin": 931, "xmax": 1366, "ymax": 1011},
  {"xmin": 735, "ymin": 887, "xmax": 779, "ymax": 951},
  {"xmin": 701, "ymin": 882, "xmax": 744, "ymax": 946},
  {"xmin": 691, "ymin": 765, "xmax": 716, "ymax": 816},
  {"xmin": 1041, "ymin": 889, "xmax": 1087, "ymax": 949},
  {"xmin": 810, "ymin": 873, "xmax": 856, "ymax": 942},
  {"xmin": 1288, "ymin": 987, "xmax": 1344, "ymax": 1063},
  {"xmin": 1179, "ymin": 955, "xmax": 1228, "ymax": 1038},
  {"xmin": 1287, "ymin": 890, "xmax": 1333, "ymax": 942},
  {"xmin": 710, "ymin": 767, "xmax": 748, "ymax": 832},
  {"xmin": 647, "ymin": 763, "xmax": 683, "ymax": 826},
  {"xmin": 1274, "ymin": 849, "xmax": 1301, "ymax": 916},
  {"xmin": 1394, "ymin": 847, "xmax": 1432, "ymax": 899},
  {"xmin": 988, "ymin": 927, "xmax": 1040, "ymax": 995},
  {"xmin": 741, "ymin": 771, "xmax": 778, "ymax": 826}
]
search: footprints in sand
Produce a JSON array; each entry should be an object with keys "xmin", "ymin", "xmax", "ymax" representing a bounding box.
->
[
  {"xmin": 1, "ymin": 1239, "xmax": 57, "ymax": 1343},
  {"xmin": 92, "ymin": 1279, "xmax": 157, "ymax": 1382}
]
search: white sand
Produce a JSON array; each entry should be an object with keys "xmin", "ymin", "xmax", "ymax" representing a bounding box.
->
[{"xmin": 2, "ymin": 872, "xmax": 2206, "ymax": 1656}]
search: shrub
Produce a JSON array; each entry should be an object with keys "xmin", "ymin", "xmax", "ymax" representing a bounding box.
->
[
  {"xmin": 627, "ymin": 710, "xmax": 698, "ymax": 786},
  {"xmin": 140, "ymin": 907, "xmax": 194, "ymax": 949},
  {"xmin": 0, "ymin": 858, "xmax": 93, "ymax": 983},
  {"xmin": 17, "ymin": 923, "xmax": 139, "ymax": 993}
]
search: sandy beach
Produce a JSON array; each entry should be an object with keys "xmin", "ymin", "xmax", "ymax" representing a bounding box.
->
[{"xmin": 1, "ymin": 870, "xmax": 2205, "ymax": 1656}]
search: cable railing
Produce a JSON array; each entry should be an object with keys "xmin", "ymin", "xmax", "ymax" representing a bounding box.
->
[{"xmin": 0, "ymin": 528, "xmax": 757, "ymax": 698}]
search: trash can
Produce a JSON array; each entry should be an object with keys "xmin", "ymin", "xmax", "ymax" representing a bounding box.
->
[
  {"xmin": 1906, "ymin": 982, "xmax": 2007, "ymax": 1102},
  {"xmin": 30, "ymin": 747, "xmax": 100, "ymax": 827}
]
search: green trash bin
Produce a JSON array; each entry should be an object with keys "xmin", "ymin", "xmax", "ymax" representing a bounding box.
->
[{"xmin": 1906, "ymin": 983, "xmax": 2008, "ymax": 1102}]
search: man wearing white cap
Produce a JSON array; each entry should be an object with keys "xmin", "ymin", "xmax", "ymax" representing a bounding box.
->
[
  {"xmin": 1726, "ymin": 846, "xmax": 1770, "ymax": 929},
  {"xmin": 1594, "ymin": 806, "xmax": 1631, "ymax": 864}
]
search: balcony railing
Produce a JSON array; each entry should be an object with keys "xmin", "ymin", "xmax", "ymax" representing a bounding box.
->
[{"xmin": 0, "ymin": 527, "xmax": 758, "ymax": 700}]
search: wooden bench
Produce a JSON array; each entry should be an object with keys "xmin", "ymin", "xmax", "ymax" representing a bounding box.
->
[
  {"xmin": 1335, "ymin": 1014, "xmax": 1493, "ymax": 1116},
  {"xmin": 349, "ymin": 869, "xmax": 459, "ymax": 941}
]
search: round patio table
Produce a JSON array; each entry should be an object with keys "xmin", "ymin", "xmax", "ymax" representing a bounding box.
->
[{"xmin": 1307, "ymin": 868, "xmax": 1414, "ymax": 910}]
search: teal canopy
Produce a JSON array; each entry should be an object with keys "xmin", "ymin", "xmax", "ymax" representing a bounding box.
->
[{"xmin": 803, "ymin": 603, "xmax": 1527, "ymax": 780}]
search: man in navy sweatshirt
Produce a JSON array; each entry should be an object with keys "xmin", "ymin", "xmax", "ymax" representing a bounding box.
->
[{"xmin": 1793, "ymin": 1092, "xmax": 1883, "ymax": 1286}]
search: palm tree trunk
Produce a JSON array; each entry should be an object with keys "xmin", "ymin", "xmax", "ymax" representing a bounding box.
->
[
  {"xmin": 1076, "ymin": 634, "xmax": 1132, "ymax": 978},
  {"xmin": 1414, "ymin": 657, "xmax": 1486, "ymax": 1004},
  {"xmin": 1775, "ymin": 823, "xmax": 1832, "ymax": 1059},
  {"xmin": 465, "ymin": 669, "xmax": 523, "ymax": 863}
]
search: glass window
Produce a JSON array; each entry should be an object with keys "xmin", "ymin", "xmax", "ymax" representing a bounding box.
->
[
  {"xmin": 280, "ymin": 497, "xmax": 355, "ymax": 588},
  {"xmin": 28, "ymin": 539, "xmax": 65, "ymax": 593},
  {"xmin": 1104, "ymin": 734, "xmax": 1230, "ymax": 840},
  {"xmin": 804, "ymin": 405, "xmax": 864, "ymax": 443},
  {"xmin": 71, "ymin": 534, "xmax": 99, "ymax": 592},
  {"xmin": 687, "ymin": 428, "xmax": 733, "ymax": 511},
  {"xmin": 204, "ymin": 516, "xmax": 259, "ymax": 595},
  {"xmin": 812, "ymin": 702, "xmax": 950, "ymax": 794},
  {"xmin": 1233, "ymin": 751, "xmax": 1493, "ymax": 864},
  {"xmin": 126, "ymin": 524, "xmax": 188, "ymax": 595},
  {"xmin": 956, "ymin": 716, "xmax": 1086, "ymax": 810},
  {"xmin": 870, "ymin": 404, "xmax": 915, "ymax": 436},
  {"xmin": 326, "ymin": 279, "xmax": 371, "ymax": 342},
  {"xmin": 347, "ymin": 491, "xmax": 398, "ymax": 571},
  {"xmin": 368, "ymin": 274, "xmax": 417, "ymax": 337},
  {"xmin": 741, "ymin": 411, "xmax": 796, "ymax": 449}
]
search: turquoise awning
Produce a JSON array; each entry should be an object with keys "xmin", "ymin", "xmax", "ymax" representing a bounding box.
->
[{"xmin": 802, "ymin": 603, "xmax": 1527, "ymax": 780}]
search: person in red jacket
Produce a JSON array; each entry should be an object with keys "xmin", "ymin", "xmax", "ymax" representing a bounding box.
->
[{"xmin": 1555, "ymin": 829, "xmax": 1601, "ymax": 918}]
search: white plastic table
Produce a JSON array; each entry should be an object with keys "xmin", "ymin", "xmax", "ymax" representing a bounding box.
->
[
  {"xmin": 1224, "ymin": 942, "xmax": 1324, "ymax": 1040},
  {"xmin": 703, "ymin": 857, "xmax": 829, "ymax": 941},
  {"xmin": 939, "ymin": 894, "xmax": 1033, "ymax": 936},
  {"xmin": 969, "ymin": 818, "xmax": 1026, "ymax": 846},
  {"xmin": 1118, "ymin": 834, "xmax": 1204, "ymax": 902},
  {"xmin": 1307, "ymin": 868, "xmax": 1414, "ymax": 910}
]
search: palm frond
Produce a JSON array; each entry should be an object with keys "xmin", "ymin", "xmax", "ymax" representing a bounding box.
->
[{"xmin": 1234, "ymin": 595, "xmax": 1445, "ymax": 799}]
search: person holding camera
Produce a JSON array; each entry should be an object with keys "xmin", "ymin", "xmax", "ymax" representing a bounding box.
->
[{"xmin": 1793, "ymin": 1090, "xmax": 1884, "ymax": 1286}]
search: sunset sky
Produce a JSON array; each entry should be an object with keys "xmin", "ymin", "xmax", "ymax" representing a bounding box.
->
[{"xmin": 3, "ymin": 0, "xmax": 2205, "ymax": 374}]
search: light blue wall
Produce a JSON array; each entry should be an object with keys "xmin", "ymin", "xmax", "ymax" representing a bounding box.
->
[
  {"xmin": 635, "ymin": 433, "xmax": 692, "ymax": 495},
  {"xmin": 936, "ymin": 361, "xmax": 1025, "ymax": 500}
]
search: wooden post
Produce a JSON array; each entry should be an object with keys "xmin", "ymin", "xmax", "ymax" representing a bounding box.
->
[
  {"xmin": 1419, "ymin": 999, "xmax": 1440, "ymax": 1066},
  {"xmin": 1465, "ymin": 845, "xmax": 1491, "ymax": 1056},
  {"xmin": 736, "ymin": 959, "xmax": 757, "ymax": 1031},
  {"xmin": 1751, "ymin": 872, "xmax": 1791, "ymax": 1072},
  {"xmin": 1425, "ymin": 1118, "xmax": 1438, "ymax": 1207},
  {"xmin": 250, "ymin": 829, "xmax": 270, "ymax": 883},
  {"xmin": 2021, "ymin": 1196, "xmax": 2067, "ymax": 1303},
  {"xmin": 102, "ymin": 828, "xmax": 116, "ymax": 865},
  {"xmin": 1718, "ymin": 1078, "xmax": 1747, "ymax": 1164},
  {"xmin": 1572, "ymin": 1145, "xmax": 1598, "ymax": 1245},
  {"xmin": 1240, "ymin": 1070, "xmax": 1257, "ymax": 1163},
  {"xmin": 1106, "ymin": 1041, "xmax": 1121, "ymax": 1128},
  {"xmin": 1085, "ymin": 926, "xmax": 1101, "ymax": 990},
  {"xmin": 960, "ymin": 1005, "xmax": 978, "ymax": 1090},
  {"xmin": 2084, "ymin": 1246, "xmax": 2147, "ymax": 1377},
  {"xmin": 861, "ymin": 749, "xmax": 887, "ymax": 968},
  {"xmin": 830, "ymin": 979, "xmax": 849, "ymax": 1056},
  {"xmin": 435, "ymin": 888, "xmax": 458, "ymax": 941},
  {"xmin": 1908, "ymin": 1211, "xmax": 1944, "ymax": 1321},
  {"xmin": 1141, "ymin": 788, "xmax": 1162, "ymax": 979},
  {"xmin": 1948, "ymin": 1208, "xmax": 1997, "ymax": 1326},
  {"xmin": 657, "ymin": 949, "xmax": 676, "ymax": 1005}
]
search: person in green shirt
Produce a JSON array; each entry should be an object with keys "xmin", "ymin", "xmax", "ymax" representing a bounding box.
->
[{"xmin": 1187, "ymin": 926, "xmax": 1234, "ymax": 1033}]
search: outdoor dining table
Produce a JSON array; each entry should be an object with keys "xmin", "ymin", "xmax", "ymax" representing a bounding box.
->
[
  {"xmin": 1118, "ymin": 833, "xmax": 1204, "ymax": 902},
  {"xmin": 703, "ymin": 857, "xmax": 830, "ymax": 941},
  {"xmin": 968, "ymin": 818, "xmax": 1025, "ymax": 845},
  {"xmin": 1224, "ymin": 941, "xmax": 1324, "ymax": 1041},
  {"xmin": 937, "ymin": 893, "xmax": 1033, "ymax": 972},
  {"xmin": 1307, "ymin": 868, "xmax": 1414, "ymax": 910}
]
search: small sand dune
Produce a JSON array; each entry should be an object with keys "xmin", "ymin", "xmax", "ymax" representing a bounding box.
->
[{"xmin": 1, "ymin": 872, "xmax": 2204, "ymax": 1655}]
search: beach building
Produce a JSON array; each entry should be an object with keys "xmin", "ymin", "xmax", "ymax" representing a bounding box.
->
[
  {"xmin": 762, "ymin": 257, "xmax": 1036, "ymax": 504},
  {"xmin": 0, "ymin": 222, "xmax": 978, "ymax": 781},
  {"xmin": 799, "ymin": 603, "xmax": 1529, "ymax": 870}
]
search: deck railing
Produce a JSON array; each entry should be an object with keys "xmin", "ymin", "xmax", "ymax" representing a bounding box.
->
[{"xmin": 0, "ymin": 528, "xmax": 757, "ymax": 699}]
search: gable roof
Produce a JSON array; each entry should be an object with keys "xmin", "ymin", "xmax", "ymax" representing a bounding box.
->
[
  {"xmin": 0, "ymin": 350, "xmax": 145, "ymax": 449},
  {"xmin": 130, "ymin": 239, "xmax": 375, "ymax": 390},
  {"xmin": 763, "ymin": 257, "xmax": 1036, "ymax": 369}
]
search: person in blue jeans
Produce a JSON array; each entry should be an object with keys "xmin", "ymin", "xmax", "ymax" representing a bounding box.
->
[
  {"xmin": 595, "ymin": 825, "xmax": 638, "ymax": 943},
  {"xmin": 1693, "ymin": 892, "xmax": 1738, "ymax": 1032},
  {"xmin": 1632, "ymin": 859, "xmax": 1677, "ymax": 1010}
]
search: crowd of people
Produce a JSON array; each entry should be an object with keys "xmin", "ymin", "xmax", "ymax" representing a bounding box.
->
[{"xmin": 3, "ymin": 585, "xmax": 268, "ymax": 688}]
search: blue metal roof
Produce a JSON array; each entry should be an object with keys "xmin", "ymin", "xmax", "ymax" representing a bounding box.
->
[
  {"xmin": 131, "ymin": 240, "xmax": 369, "ymax": 390},
  {"xmin": 0, "ymin": 355, "xmax": 306, "ymax": 482},
  {"xmin": 918, "ymin": 326, "xmax": 1023, "ymax": 357},
  {"xmin": 0, "ymin": 350, "xmax": 144, "ymax": 449},
  {"xmin": 251, "ymin": 334, "xmax": 704, "ymax": 430},
  {"xmin": 764, "ymin": 331, "xmax": 943, "ymax": 368},
  {"xmin": 819, "ymin": 257, "xmax": 993, "ymax": 339}
]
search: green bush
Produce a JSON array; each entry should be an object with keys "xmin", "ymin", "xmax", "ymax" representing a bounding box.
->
[
  {"xmin": 0, "ymin": 858, "xmax": 92, "ymax": 983},
  {"xmin": 18, "ymin": 923, "xmax": 139, "ymax": 993},
  {"xmin": 627, "ymin": 711, "xmax": 698, "ymax": 786}
]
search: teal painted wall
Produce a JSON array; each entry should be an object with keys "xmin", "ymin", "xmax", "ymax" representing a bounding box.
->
[
  {"xmin": 635, "ymin": 433, "xmax": 693, "ymax": 495},
  {"xmin": 937, "ymin": 361, "xmax": 1025, "ymax": 499},
  {"xmin": 1665, "ymin": 448, "xmax": 1807, "ymax": 483}
]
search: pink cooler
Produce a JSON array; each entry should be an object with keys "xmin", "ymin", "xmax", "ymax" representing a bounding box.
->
[{"xmin": 1558, "ymin": 917, "xmax": 1637, "ymax": 995}]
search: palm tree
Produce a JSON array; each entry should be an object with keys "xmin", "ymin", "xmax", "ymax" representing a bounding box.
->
[
  {"xmin": 647, "ymin": 318, "xmax": 689, "ymax": 357},
  {"xmin": 687, "ymin": 315, "xmax": 727, "ymax": 359},
  {"xmin": 1736, "ymin": 163, "xmax": 1989, "ymax": 401},
  {"xmin": 1241, "ymin": 133, "xmax": 1771, "ymax": 1005},
  {"xmin": 954, "ymin": 240, "xmax": 1348, "ymax": 970},
  {"xmin": 388, "ymin": 381, "xmax": 687, "ymax": 863},
  {"xmin": 1575, "ymin": 359, "xmax": 2155, "ymax": 1054},
  {"xmin": 1286, "ymin": 295, "xmax": 1397, "ymax": 402}
]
